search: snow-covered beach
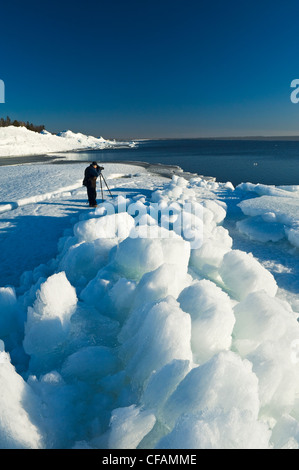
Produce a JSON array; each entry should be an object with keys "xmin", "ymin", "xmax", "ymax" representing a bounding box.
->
[
  {"xmin": 0, "ymin": 126, "xmax": 137, "ymax": 157},
  {"xmin": 0, "ymin": 127, "xmax": 299, "ymax": 449}
]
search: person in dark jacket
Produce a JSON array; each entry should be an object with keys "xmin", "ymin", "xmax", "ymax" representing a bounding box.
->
[{"xmin": 83, "ymin": 161, "xmax": 104, "ymax": 207}]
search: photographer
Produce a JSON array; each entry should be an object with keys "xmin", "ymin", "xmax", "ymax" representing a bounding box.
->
[{"xmin": 83, "ymin": 161, "xmax": 104, "ymax": 207}]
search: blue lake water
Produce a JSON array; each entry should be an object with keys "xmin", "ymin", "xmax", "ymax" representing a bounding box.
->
[{"xmin": 62, "ymin": 139, "xmax": 299, "ymax": 187}]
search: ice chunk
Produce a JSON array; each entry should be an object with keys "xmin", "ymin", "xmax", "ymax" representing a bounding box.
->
[
  {"xmin": 189, "ymin": 225, "xmax": 232, "ymax": 279},
  {"xmin": 79, "ymin": 272, "xmax": 112, "ymax": 308},
  {"xmin": 23, "ymin": 273, "xmax": 77, "ymax": 372},
  {"xmin": 0, "ymin": 349, "xmax": 43, "ymax": 448},
  {"xmin": 161, "ymin": 351, "xmax": 260, "ymax": 428},
  {"xmin": 237, "ymin": 182, "xmax": 299, "ymax": 198},
  {"xmin": 132, "ymin": 263, "xmax": 192, "ymax": 310},
  {"xmin": 201, "ymin": 199, "xmax": 227, "ymax": 225},
  {"xmin": 108, "ymin": 405, "xmax": 156, "ymax": 449},
  {"xmin": 74, "ymin": 212, "xmax": 135, "ymax": 242},
  {"xmin": 112, "ymin": 234, "xmax": 190, "ymax": 281},
  {"xmin": 233, "ymin": 291, "xmax": 299, "ymax": 413},
  {"xmin": 106, "ymin": 278, "xmax": 137, "ymax": 322},
  {"xmin": 233, "ymin": 291, "xmax": 298, "ymax": 356},
  {"xmin": 26, "ymin": 272, "xmax": 77, "ymax": 325},
  {"xmin": 112, "ymin": 237, "xmax": 163, "ymax": 280},
  {"xmin": 61, "ymin": 346, "xmax": 119, "ymax": 382},
  {"xmin": 236, "ymin": 216, "xmax": 285, "ymax": 243},
  {"xmin": 119, "ymin": 297, "xmax": 192, "ymax": 388},
  {"xmin": 156, "ymin": 408, "xmax": 271, "ymax": 449},
  {"xmin": 141, "ymin": 359, "xmax": 192, "ymax": 413},
  {"xmin": 190, "ymin": 241, "xmax": 230, "ymax": 278},
  {"xmin": 286, "ymin": 226, "xmax": 299, "ymax": 248},
  {"xmin": 0, "ymin": 286, "xmax": 18, "ymax": 338},
  {"xmin": 219, "ymin": 250, "xmax": 277, "ymax": 300},
  {"xmin": 237, "ymin": 193, "xmax": 299, "ymax": 248},
  {"xmin": 271, "ymin": 415, "xmax": 299, "ymax": 449},
  {"xmin": 247, "ymin": 342, "xmax": 299, "ymax": 414},
  {"xmin": 178, "ymin": 280, "xmax": 235, "ymax": 363},
  {"xmin": 58, "ymin": 238, "xmax": 116, "ymax": 286}
]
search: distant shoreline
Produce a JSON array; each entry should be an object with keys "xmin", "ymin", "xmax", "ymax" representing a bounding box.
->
[{"xmin": 134, "ymin": 136, "xmax": 299, "ymax": 141}]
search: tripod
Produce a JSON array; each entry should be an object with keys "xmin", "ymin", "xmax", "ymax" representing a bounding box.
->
[{"xmin": 98, "ymin": 172, "xmax": 113, "ymax": 200}]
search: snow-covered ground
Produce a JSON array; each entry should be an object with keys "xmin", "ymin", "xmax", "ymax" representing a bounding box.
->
[
  {"xmin": 0, "ymin": 156, "xmax": 299, "ymax": 449},
  {"xmin": 0, "ymin": 126, "xmax": 136, "ymax": 157}
]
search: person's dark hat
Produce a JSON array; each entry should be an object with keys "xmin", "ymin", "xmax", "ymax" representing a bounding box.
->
[{"xmin": 92, "ymin": 161, "xmax": 97, "ymax": 166}]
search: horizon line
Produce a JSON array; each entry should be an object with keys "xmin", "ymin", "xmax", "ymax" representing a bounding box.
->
[{"xmin": 118, "ymin": 135, "xmax": 299, "ymax": 141}]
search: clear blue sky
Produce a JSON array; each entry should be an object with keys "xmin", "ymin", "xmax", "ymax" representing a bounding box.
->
[{"xmin": 1, "ymin": 0, "xmax": 299, "ymax": 139}]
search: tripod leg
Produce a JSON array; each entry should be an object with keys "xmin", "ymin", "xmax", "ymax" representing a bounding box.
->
[
  {"xmin": 99, "ymin": 174, "xmax": 104, "ymax": 201},
  {"xmin": 101, "ymin": 173, "xmax": 113, "ymax": 197}
]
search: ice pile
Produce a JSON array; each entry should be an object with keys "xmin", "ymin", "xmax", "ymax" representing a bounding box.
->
[
  {"xmin": 236, "ymin": 182, "xmax": 299, "ymax": 248},
  {"xmin": 0, "ymin": 174, "xmax": 299, "ymax": 449},
  {"xmin": 0, "ymin": 126, "xmax": 136, "ymax": 157}
]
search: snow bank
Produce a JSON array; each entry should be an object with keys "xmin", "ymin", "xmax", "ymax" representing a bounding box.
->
[
  {"xmin": 0, "ymin": 182, "xmax": 83, "ymax": 214},
  {"xmin": 0, "ymin": 126, "xmax": 136, "ymax": 157},
  {"xmin": 0, "ymin": 170, "xmax": 298, "ymax": 449},
  {"xmin": 0, "ymin": 162, "xmax": 148, "ymax": 216}
]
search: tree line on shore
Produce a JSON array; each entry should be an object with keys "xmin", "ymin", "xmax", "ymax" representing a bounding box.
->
[{"xmin": 0, "ymin": 116, "xmax": 45, "ymax": 133}]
